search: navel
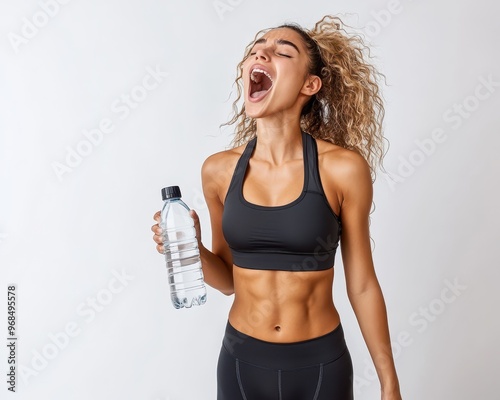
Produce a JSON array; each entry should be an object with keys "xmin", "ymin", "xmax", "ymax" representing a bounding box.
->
[{"xmin": 274, "ymin": 325, "xmax": 281, "ymax": 332}]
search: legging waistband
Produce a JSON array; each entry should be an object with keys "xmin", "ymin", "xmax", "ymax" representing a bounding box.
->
[{"xmin": 222, "ymin": 320, "xmax": 348, "ymax": 370}]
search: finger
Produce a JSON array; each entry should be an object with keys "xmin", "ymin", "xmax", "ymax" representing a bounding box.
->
[
  {"xmin": 190, "ymin": 210, "xmax": 200, "ymax": 233},
  {"xmin": 189, "ymin": 209, "xmax": 201, "ymax": 241},
  {"xmin": 151, "ymin": 223, "xmax": 162, "ymax": 234},
  {"xmin": 153, "ymin": 211, "xmax": 161, "ymax": 222},
  {"xmin": 190, "ymin": 209, "xmax": 199, "ymax": 222},
  {"xmin": 152, "ymin": 233, "xmax": 164, "ymax": 244},
  {"xmin": 156, "ymin": 243, "xmax": 165, "ymax": 254}
]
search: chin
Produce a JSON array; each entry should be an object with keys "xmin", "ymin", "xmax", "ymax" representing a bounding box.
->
[
  {"xmin": 244, "ymin": 106, "xmax": 266, "ymax": 119},
  {"xmin": 244, "ymin": 102, "xmax": 259, "ymax": 118},
  {"xmin": 244, "ymin": 97, "xmax": 272, "ymax": 119}
]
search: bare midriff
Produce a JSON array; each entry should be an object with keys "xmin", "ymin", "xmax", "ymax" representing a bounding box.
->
[{"xmin": 228, "ymin": 264, "xmax": 341, "ymax": 343}]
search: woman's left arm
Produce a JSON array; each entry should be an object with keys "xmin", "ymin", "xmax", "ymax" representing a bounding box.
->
[{"xmin": 333, "ymin": 150, "xmax": 402, "ymax": 400}]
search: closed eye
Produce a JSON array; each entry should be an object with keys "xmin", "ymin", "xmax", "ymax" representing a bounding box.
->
[{"xmin": 249, "ymin": 52, "xmax": 292, "ymax": 58}]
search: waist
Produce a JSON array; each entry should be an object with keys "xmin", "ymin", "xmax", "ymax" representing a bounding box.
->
[
  {"xmin": 222, "ymin": 319, "xmax": 348, "ymax": 369},
  {"xmin": 229, "ymin": 266, "xmax": 339, "ymax": 342},
  {"xmin": 232, "ymin": 265, "xmax": 334, "ymax": 303}
]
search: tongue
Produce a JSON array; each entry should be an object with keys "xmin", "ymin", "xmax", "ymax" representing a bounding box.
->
[{"xmin": 250, "ymin": 89, "xmax": 269, "ymax": 99}]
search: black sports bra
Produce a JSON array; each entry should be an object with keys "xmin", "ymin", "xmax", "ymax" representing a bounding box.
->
[{"xmin": 221, "ymin": 131, "xmax": 342, "ymax": 272}]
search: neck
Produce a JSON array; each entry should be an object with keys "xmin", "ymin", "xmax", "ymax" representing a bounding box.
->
[{"xmin": 254, "ymin": 117, "xmax": 303, "ymax": 166}]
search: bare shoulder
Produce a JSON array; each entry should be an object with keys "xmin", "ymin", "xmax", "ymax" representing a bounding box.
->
[
  {"xmin": 201, "ymin": 143, "xmax": 247, "ymax": 201},
  {"xmin": 315, "ymin": 138, "xmax": 372, "ymax": 202},
  {"xmin": 316, "ymin": 138, "xmax": 370, "ymax": 176},
  {"xmin": 201, "ymin": 143, "xmax": 246, "ymax": 177}
]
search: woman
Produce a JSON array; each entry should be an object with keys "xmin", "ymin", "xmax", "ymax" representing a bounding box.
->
[{"xmin": 152, "ymin": 15, "xmax": 402, "ymax": 400}]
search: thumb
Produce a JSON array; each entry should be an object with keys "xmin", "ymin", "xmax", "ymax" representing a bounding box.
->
[
  {"xmin": 189, "ymin": 209, "xmax": 198, "ymax": 220},
  {"xmin": 189, "ymin": 209, "xmax": 202, "ymax": 242}
]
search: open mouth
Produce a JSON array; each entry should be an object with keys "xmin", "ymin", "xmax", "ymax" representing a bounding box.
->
[{"xmin": 249, "ymin": 68, "xmax": 274, "ymax": 100}]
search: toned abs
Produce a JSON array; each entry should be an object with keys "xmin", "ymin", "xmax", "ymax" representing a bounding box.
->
[{"xmin": 229, "ymin": 267, "xmax": 340, "ymax": 342}]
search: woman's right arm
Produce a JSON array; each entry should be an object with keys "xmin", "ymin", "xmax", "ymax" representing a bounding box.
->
[{"xmin": 151, "ymin": 153, "xmax": 235, "ymax": 296}]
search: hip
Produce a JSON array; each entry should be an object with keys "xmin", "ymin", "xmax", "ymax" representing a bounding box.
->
[
  {"xmin": 222, "ymin": 319, "xmax": 348, "ymax": 369},
  {"xmin": 217, "ymin": 320, "xmax": 354, "ymax": 400}
]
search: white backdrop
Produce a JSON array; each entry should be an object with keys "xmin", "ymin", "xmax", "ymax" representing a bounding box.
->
[{"xmin": 1, "ymin": 0, "xmax": 499, "ymax": 399}]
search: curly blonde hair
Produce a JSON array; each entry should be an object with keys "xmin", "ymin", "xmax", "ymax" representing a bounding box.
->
[{"xmin": 220, "ymin": 15, "xmax": 388, "ymax": 182}]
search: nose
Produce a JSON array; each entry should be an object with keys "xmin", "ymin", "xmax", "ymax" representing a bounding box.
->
[{"xmin": 253, "ymin": 46, "xmax": 270, "ymax": 60}]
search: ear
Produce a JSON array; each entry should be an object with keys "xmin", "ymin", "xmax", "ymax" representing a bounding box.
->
[{"xmin": 301, "ymin": 74, "xmax": 322, "ymax": 96}]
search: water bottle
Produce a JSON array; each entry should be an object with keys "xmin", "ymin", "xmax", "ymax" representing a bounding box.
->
[{"xmin": 160, "ymin": 185, "xmax": 207, "ymax": 309}]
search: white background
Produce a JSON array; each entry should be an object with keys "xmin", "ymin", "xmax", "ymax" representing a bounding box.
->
[{"xmin": 1, "ymin": 0, "xmax": 499, "ymax": 399}]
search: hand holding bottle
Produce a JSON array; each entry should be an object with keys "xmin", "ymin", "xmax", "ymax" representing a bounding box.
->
[
  {"xmin": 152, "ymin": 209, "xmax": 201, "ymax": 253},
  {"xmin": 152, "ymin": 186, "xmax": 207, "ymax": 309}
]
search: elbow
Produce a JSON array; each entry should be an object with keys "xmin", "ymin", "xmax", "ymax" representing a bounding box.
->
[
  {"xmin": 346, "ymin": 278, "xmax": 381, "ymax": 300},
  {"xmin": 215, "ymin": 275, "xmax": 234, "ymax": 296},
  {"xmin": 206, "ymin": 283, "xmax": 234, "ymax": 296},
  {"xmin": 220, "ymin": 280, "xmax": 235, "ymax": 296},
  {"xmin": 221, "ymin": 288, "xmax": 235, "ymax": 296}
]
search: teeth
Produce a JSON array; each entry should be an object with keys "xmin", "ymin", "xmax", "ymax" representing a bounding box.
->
[{"xmin": 250, "ymin": 68, "xmax": 273, "ymax": 84}]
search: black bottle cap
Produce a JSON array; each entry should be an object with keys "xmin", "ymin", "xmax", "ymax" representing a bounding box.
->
[{"xmin": 161, "ymin": 186, "xmax": 182, "ymax": 200}]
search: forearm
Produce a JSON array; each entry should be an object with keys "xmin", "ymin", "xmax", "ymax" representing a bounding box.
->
[
  {"xmin": 348, "ymin": 282, "xmax": 400, "ymax": 392},
  {"xmin": 199, "ymin": 243, "xmax": 234, "ymax": 296}
]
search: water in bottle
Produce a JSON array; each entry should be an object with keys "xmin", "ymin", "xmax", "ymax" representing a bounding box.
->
[{"xmin": 160, "ymin": 186, "xmax": 207, "ymax": 309}]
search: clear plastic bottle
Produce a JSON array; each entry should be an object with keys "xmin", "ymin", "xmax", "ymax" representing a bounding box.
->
[{"xmin": 160, "ymin": 186, "xmax": 207, "ymax": 309}]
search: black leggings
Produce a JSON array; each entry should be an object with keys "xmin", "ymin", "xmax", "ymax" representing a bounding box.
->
[{"xmin": 217, "ymin": 320, "xmax": 354, "ymax": 400}]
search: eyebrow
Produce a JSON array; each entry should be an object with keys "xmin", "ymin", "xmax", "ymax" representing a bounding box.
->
[{"xmin": 252, "ymin": 38, "xmax": 301, "ymax": 54}]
